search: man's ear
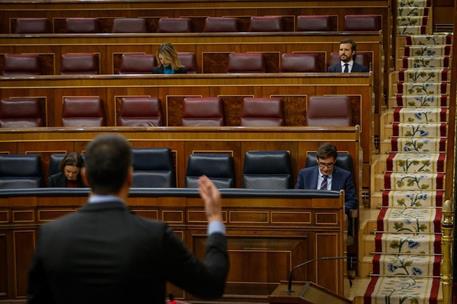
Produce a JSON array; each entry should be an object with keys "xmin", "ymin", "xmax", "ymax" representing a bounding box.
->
[{"xmin": 81, "ymin": 167, "xmax": 90, "ymax": 187}]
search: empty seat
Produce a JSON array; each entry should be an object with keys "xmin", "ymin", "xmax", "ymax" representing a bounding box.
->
[
  {"xmin": 2, "ymin": 54, "xmax": 41, "ymax": 76},
  {"xmin": 62, "ymin": 96, "xmax": 105, "ymax": 127},
  {"xmin": 61, "ymin": 53, "xmax": 99, "ymax": 75},
  {"xmin": 13, "ymin": 18, "xmax": 50, "ymax": 34},
  {"xmin": 178, "ymin": 52, "xmax": 197, "ymax": 73},
  {"xmin": 117, "ymin": 96, "xmax": 162, "ymax": 126},
  {"xmin": 227, "ymin": 53, "xmax": 265, "ymax": 73},
  {"xmin": 112, "ymin": 18, "xmax": 147, "ymax": 33},
  {"xmin": 0, "ymin": 98, "xmax": 44, "ymax": 128},
  {"xmin": 64, "ymin": 18, "xmax": 99, "ymax": 33},
  {"xmin": 48, "ymin": 153, "xmax": 65, "ymax": 177},
  {"xmin": 296, "ymin": 15, "xmax": 337, "ymax": 31},
  {"xmin": 344, "ymin": 15, "xmax": 382, "ymax": 31},
  {"xmin": 306, "ymin": 96, "xmax": 352, "ymax": 126},
  {"xmin": 249, "ymin": 16, "xmax": 283, "ymax": 32},
  {"xmin": 243, "ymin": 151, "xmax": 292, "ymax": 189},
  {"xmin": 118, "ymin": 53, "xmax": 155, "ymax": 74},
  {"xmin": 186, "ymin": 153, "xmax": 234, "ymax": 188},
  {"xmin": 182, "ymin": 97, "xmax": 224, "ymax": 126},
  {"xmin": 0, "ymin": 154, "xmax": 42, "ymax": 189},
  {"xmin": 203, "ymin": 17, "xmax": 238, "ymax": 32},
  {"xmin": 281, "ymin": 53, "xmax": 325, "ymax": 72},
  {"xmin": 157, "ymin": 17, "xmax": 192, "ymax": 33},
  {"xmin": 241, "ymin": 97, "xmax": 284, "ymax": 126},
  {"xmin": 132, "ymin": 148, "xmax": 175, "ymax": 188}
]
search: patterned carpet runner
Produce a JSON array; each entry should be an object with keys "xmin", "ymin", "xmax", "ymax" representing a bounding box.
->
[{"xmin": 361, "ymin": 0, "xmax": 450, "ymax": 302}]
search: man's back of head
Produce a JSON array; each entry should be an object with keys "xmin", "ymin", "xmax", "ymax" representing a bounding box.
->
[{"xmin": 84, "ymin": 134, "xmax": 132, "ymax": 194}]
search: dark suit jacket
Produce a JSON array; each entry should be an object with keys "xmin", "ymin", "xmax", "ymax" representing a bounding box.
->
[
  {"xmin": 328, "ymin": 61, "xmax": 369, "ymax": 72},
  {"xmin": 47, "ymin": 172, "xmax": 85, "ymax": 187},
  {"xmin": 295, "ymin": 166, "xmax": 357, "ymax": 210},
  {"xmin": 27, "ymin": 200, "xmax": 229, "ymax": 304}
]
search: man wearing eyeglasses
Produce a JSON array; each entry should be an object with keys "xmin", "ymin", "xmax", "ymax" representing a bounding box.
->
[{"xmin": 294, "ymin": 143, "xmax": 357, "ymax": 213}]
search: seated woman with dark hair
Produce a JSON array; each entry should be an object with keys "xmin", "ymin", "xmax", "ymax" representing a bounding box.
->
[
  {"xmin": 153, "ymin": 43, "xmax": 187, "ymax": 74},
  {"xmin": 48, "ymin": 152, "xmax": 85, "ymax": 187}
]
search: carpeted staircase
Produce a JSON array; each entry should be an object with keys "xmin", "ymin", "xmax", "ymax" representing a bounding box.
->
[{"xmin": 355, "ymin": 0, "xmax": 452, "ymax": 302}]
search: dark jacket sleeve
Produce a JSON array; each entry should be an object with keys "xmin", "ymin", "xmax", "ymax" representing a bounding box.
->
[
  {"xmin": 343, "ymin": 170, "xmax": 357, "ymax": 210},
  {"xmin": 27, "ymin": 228, "xmax": 55, "ymax": 304},
  {"xmin": 162, "ymin": 224, "xmax": 228, "ymax": 299},
  {"xmin": 328, "ymin": 63, "xmax": 339, "ymax": 72},
  {"xmin": 47, "ymin": 173, "xmax": 64, "ymax": 187},
  {"xmin": 295, "ymin": 169, "xmax": 305, "ymax": 189}
]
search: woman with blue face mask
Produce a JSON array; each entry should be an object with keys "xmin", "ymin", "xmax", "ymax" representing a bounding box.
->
[{"xmin": 153, "ymin": 43, "xmax": 187, "ymax": 74}]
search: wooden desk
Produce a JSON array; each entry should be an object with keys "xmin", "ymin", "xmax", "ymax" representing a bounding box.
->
[{"xmin": 0, "ymin": 188, "xmax": 345, "ymax": 302}]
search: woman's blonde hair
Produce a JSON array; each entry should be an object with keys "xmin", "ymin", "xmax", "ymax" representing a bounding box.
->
[{"xmin": 157, "ymin": 43, "xmax": 183, "ymax": 70}]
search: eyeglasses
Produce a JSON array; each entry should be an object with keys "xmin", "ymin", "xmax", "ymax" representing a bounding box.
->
[{"xmin": 318, "ymin": 161, "xmax": 335, "ymax": 169}]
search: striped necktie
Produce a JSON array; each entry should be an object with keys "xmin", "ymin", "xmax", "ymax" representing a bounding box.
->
[{"xmin": 320, "ymin": 175, "xmax": 328, "ymax": 190}]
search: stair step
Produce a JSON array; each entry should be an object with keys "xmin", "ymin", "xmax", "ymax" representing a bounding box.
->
[
  {"xmin": 399, "ymin": 56, "xmax": 451, "ymax": 68},
  {"xmin": 384, "ymin": 108, "xmax": 448, "ymax": 124},
  {"xmin": 398, "ymin": 0, "xmax": 431, "ymax": 6},
  {"xmin": 384, "ymin": 152, "xmax": 445, "ymax": 173},
  {"xmin": 360, "ymin": 276, "xmax": 442, "ymax": 303},
  {"xmin": 374, "ymin": 232, "xmax": 441, "ymax": 255},
  {"xmin": 397, "ymin": 7, "xmax": 429, "ymax": 17},
  {"xmin": 404, "ymin": 45, "xmax": 452, "ymax": 56},
  {"xmin": 389, "ymin": 94, "xmax": 448, "ymax": 107},
  {"xmin": 383, "ymin": 123, "xmax": 447, "ymax": 139},
  {"xmin": 397, "ymin": 16, "xmax": 428, "ymax": 26},
  {"xmin": 377, "ymin": 207, "xmax": 441, "ymax": 233},
  {"xmin": 404, "ymin": 34, "xmax": 453, "ymax": 46},
  {"xmin": 371, "ymin": 254, "xmax": 441, "ymax": 277},
  {"xmin": 371, "ymin": 190, "xmax": 444, "ymax": 208},
  {"xmin": 394, "ymin": 82, "xmax": 449, "ymax": 95},
  {"xmin": 392, "ymin": 69, "xmax": 449, "ymax": 83},
  {"xmin": 374, "ymin": 172, "xmax": 445, "ymax": 191},
  {"xmin": 381, "ymin": 137, "xmax": 446, "ymax": 154},
  {"xmin": 397, "ymin": 25, "xmax": 427, "ymax": 35}
]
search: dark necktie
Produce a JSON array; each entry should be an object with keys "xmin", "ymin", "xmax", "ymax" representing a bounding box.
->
[
  {"xmin": 320, "ymin": 175, "xmax": 328, "ymax": 190},
  {"xmin": 343, "ymin": 63, "xmax": 349, "ymax": 73}
]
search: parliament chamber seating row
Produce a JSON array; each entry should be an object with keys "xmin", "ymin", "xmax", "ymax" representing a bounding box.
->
[
  {"xmin": 0, "ymin": 96, "xmax": 354, "ymax": 128},
  {"xmin": 8, "ymin": 15, "xmax": 382, "ymax": 34},
  {"xmin": 0, "ymin": 51, "xmax": 373, "ymax": 75},
  {"xmin": 0, "ymin": 149, "xmax": 354, "ymax": 190}
]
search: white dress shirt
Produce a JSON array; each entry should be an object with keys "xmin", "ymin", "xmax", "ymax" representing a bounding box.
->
[
  {"xmin": 317, "ymin": 169, "xmax": 333, "ymax": 190},
  {"xmin": 341, "ymin": 60, "xmax": 354, "ymax": 73}
]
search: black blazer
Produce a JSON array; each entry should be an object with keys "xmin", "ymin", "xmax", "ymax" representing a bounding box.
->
[
  {"xmin": 47, "ymin": 172, "xmax": 85, "ymax": 187},
  {"xmin": 27, "ymin": 201, "xmax": 229, "ymax": 304},
  {"xmin": 152, "ymin": 65, "xmax": 187, "ymax": 74},
  {"xmin": 328, "ymin": 61, "xmax": 369, "ymax": 72}
]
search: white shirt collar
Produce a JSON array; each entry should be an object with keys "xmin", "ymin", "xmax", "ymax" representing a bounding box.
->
[{"xmin": 341, "ymin": 60, "xmax": 354, "ymax": 71}]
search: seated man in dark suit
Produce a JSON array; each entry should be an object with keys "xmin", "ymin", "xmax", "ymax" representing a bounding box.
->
[
  {"xmin": 27, "ymin": 134, "xmax": 229, "ymax": 304},
  {"xmin": 328, "ymin": 39, "xmax": 369, "ymax": 73},
  {"xmin": 295, "ymin": 143, "xmax": 357, "ymax": 214}
]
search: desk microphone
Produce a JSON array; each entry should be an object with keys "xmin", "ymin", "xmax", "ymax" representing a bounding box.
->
[{"xmin": 287, "ymin": 255, "xmax": 346, "ymax": 294}]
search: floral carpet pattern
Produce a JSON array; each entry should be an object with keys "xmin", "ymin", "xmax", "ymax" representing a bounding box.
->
[{"xmin": 362, "ymin": 0, "xmax": 449, "ymax": 302}]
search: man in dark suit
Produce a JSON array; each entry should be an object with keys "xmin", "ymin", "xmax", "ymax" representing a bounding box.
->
[
  {"xmin": 328, "ymin": 39, "xmax": 369, "ymax": 73},
  {"xmin": 295, "ymin": 143, "xmax": 357, "ymax": 212},
  {"xmin": 27, "ymin": 134, "xmax": 229, "ymax": 304}
]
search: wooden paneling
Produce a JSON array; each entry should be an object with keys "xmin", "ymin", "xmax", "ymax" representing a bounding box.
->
[
  {"xmin": 0, "ymin": 73, "xmax": 372, "ymax": 171},
  {"xmin": 0, "ymin": 190, "xmax": 344, "ymax": 302},
  {"xmin": 0, "ymin": 233, "xmax": 8, "ymax": 298}
]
